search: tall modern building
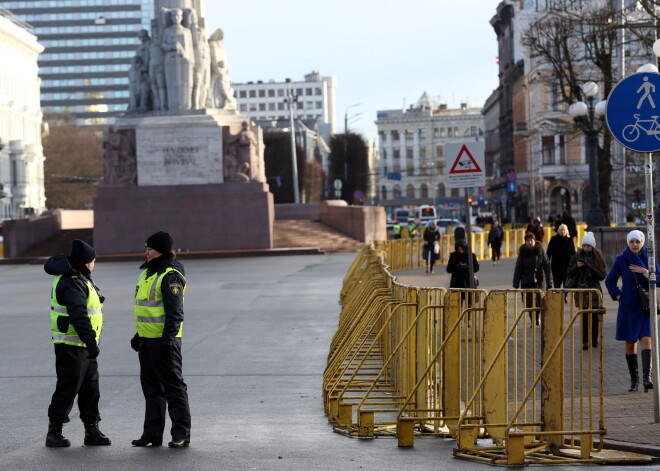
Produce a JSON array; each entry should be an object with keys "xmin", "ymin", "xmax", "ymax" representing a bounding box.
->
[
  {"xmin": 1, "ymin": 0, "xmax": 153, "ymax": 125},
  {"xmin": 232, "ymin": 71, "xmax": 338, "ymax": 142}
]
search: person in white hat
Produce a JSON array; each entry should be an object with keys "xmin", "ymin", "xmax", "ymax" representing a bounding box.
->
[
  {"xmin": 605, "ymin": 229, "xmax": 660, "ymax": 393},
  {"xmin": 565, "ymin": 232, "xmax": 607, "ymax": 351}
]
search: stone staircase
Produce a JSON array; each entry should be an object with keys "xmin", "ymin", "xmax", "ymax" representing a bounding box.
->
[{"xmin": 273, "ymin": 219, "xmax": 364, "ymax": 253}]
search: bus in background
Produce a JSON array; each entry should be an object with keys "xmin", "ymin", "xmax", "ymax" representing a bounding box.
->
[
  {"xmin": 417, "ymin": 205, "xmax": 437, "ymax": 224},
  {"xmin": 393, "ymin": 208, "xmax": 411, "ymax": 223}
]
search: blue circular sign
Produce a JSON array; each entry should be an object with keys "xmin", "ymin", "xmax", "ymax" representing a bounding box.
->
[{"xmin": 606, "ymin": 72, "xmax": 660, "ymax": 152}]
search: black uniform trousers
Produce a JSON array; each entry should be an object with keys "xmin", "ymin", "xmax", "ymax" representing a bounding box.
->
[
  {"xmin": 138, "ymin": 338, "xmax": 191, "ymax": 441},
  {"xmin": 48, "ymin": 343, "xmax": 101, "ymax": 424}
]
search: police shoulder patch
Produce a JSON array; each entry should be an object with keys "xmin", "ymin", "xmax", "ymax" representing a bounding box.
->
[{"xmin": 169, "ymin": 282, "xmax": 183, "ymax": 296}]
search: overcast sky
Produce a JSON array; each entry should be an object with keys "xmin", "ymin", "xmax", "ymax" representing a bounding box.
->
[{"xmin": 203, "ymin": 0, "xmax": 500, "ymax": 141}]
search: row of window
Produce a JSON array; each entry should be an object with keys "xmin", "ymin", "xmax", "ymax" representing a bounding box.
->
[
  {"xmin": 381, "ymin": 184, "xmax": 463, "ymax": 201},
  {"xmin": 45, "ymin": 77, "xmax": 128, "ymax": 87},
  {"xmin": 380, "ymin": 127, "xmax": 482, "ymax": 141},
  {"xmin": 35, "ymin": 23, "xmax": 143, "ymax": 35},
  {"xmin": 41, "ymin": 64, "xmax": 127, "ymax": 73},
  {"xmin": 236, "ymin": 87, "xmax": 323, "ymax": 99},
  {"xmin": 45, "ymin": 103, "xmax": 125, "ymax": 113},
  {"xmin": 237, "ymin": 101, "xmax": 323, "ymax": 112},
  {"xmin": 380, "ymin": 163, "xmax": 443, "ymax": 177},
  {"xmin": 45, "ymin": 37, "xmax": 137, "ymax": 47},
  {"xmin": 23, "ymin": 10, "xmax": 139, "ymax": 22},
  {"xmin": 6, "ymin": 0, "xmax": 134, "ymax": 7},
  {"xmin": 235, "ymin": 108, "xmax": 323, "ymax": 122},
  {"xmin": 381, "ymin": 145, "xmax": 446, "ymax": 160},
  {"xmin": 43, "ymin": 90, "xmax": 129, "ymax": 100},
  {"xmin": 42, "ymin": 50, "xmax": 133, "ymax": 60}
]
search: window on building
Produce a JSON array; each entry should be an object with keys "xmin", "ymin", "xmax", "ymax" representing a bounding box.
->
[
  {"xmin": 405, "ymin": 129, "xmax": 414, "ymax": 140},
  {"xmin": 381, "ymin": 185, "xmax": 388, "ymax": 200},
  {"xmin": 419, "ymin": 129, "xmax": 426, "ymax": 139},
  {"xmin": 258, "ymin": 90, "xmax": 265, "ymax": 97},
  {"xmin": 420, "ymin": 146, "xmax": 426, "ymax": 158},
  {"xmin": 315, "ymin": 101, "xmax": 322, "ymax": 108},
  {"xmin": 558, "ymin": 135, "xmax": 566, "ymax": 164},
  {"xmin": 448, "ymin": 127, "xmax": 454, "ymax": 137},
  {"xmin": 383, "ymin": 165, "xmax": 388, "ymax": 176},
  {"xmin": 268, "ymin": 89, "xmax": 275, "ymax": 97},
  {"xmin": 392, "ymin": 185, "xmax": 401, "ymax": 199},
  {"xmin": 436, "ymin": 145, "xmax": 444, "ymax": 158},
  {"xmin": 268, "ymin": 103, "xmax": 275, "ymax": 111},
  {"xmin": 259, "ymin": 103, "xmax": 266, "ymax": 111},
  {"xmin": 239, "ymin": 104, "xmax": 247, "ymax": 112},
  {"xmin": 277, "ymin": 89, "xmax": 285, "ymax": 97},
  {"xmin": 393, "ymin": 149, "xmax": 400, "ymax": 159},
  {"xmin": 305, "ymin": 101, "xmax": 314, "ymax": 109},
  {"xmin": 296, "ymin": 102, "xmax": 303, "ymax": 110},
  {"xmin": 249, "ymin": 104, "xmax": 257, "ymax": 112},
  {"xmin": 305, "ymin": 88, "xmax": 313, "ymax": 95},
  {"xmin": 451, "ymin": 188, "xmax": 460, "ymax": 197},
  {"xmin": 434, "ymin": 128, "xmax": 439, "ymax": 138},
  {"xmin": 436, "ymin": 183, "xmax": 445, "ymax": 198},
  {"xmin": 440, "ymin": 128, "xmax": 446, "ymax": 138},
  {"xmin": 315, "ymin": 87, "xmax": 322, "ymax": 95},
  {"xmin": 249, "ymin": 90, "xmax": 256, "ymax": 98},
  {"xmin": 406, "ymin": 147, "xmax": 413, "ymax": 159},
  {"xmin": 542, "ymin": 135, "xmax": 556, "ymax": 165},
  {"xmin": 420, "ymin": 184, "xmax": 429, "ymax": 198},
  {"xmin": 296, "ymin": 88, "xmax": 303, "ymax": 96},
  {"xmin": 391, "ymin": 130, "xmax": 400, "ymax": 141},
  {"xmin": 406, "ymin": 184, "xmax": 415, "ymax": 199},
  {"xmin": 278, "ymin": 102, "xmax": 285, "ymax": 110},
  {"xmin": 407, "ymin": 163, "xmax": 414, "ymax": 176},
  {"xmin": 381, "ymin": 149, "xmax": 387, "ymax": 159}
]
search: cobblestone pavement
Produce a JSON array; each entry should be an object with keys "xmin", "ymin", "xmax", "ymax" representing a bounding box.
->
[{"xmin": 395, "ymin": 255, "xmax": 660, "ymax": 453}]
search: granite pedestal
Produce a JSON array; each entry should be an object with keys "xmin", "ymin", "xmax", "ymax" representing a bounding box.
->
[{"xmin": 93, "ymin": 182, "xmax": 273, "ymax": 254}]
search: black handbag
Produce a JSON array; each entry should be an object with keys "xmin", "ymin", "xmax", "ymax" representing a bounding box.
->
[
  {"xmin": 564, "ymin": 276, "xmax": 577, "ymax": 289},
  {"xmin": 633, "ymin": 273, "xmax": 659, "ymax": 315}
]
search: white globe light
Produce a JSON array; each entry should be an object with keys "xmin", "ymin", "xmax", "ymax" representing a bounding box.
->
[
  {"xmin": 569, "ymin": 101, "xmax": 588, "ymax": 117},
  {"xmin": 653, "ymin": 39, "xmax": 660, "ymax": 58},
  {"xmin": 582, "ymin": 81, "xmax": 599, "ymax": 98},
  {"xmin": 637, "ymin": 63, "xmax": 659, "ymax": 74},
  {"xmin": 594, "ymin": 100, "xmax": 607, "ymax": 118}
]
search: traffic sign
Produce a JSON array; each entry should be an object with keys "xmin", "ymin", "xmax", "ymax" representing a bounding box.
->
[
  {"xmin": 353, "ymin": 189, "xmax": 364, "ymax": 200},
  {"xmin": 606, "ymin": 72, "xmax": 660, "ymax": 152},
  {"xmin": 387, "ymin": 172, "xmax": 401, "ymax": 181},
  {"xmin": 507, "ymin": 181, "xmax": 517, "ymax": 193},
  {"xmin": 445, "ymin": 142, "xmax": 485, "ymax": 189}
]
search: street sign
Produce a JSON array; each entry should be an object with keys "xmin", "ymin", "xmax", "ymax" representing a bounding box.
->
[
  {"xmin": 353, "ymin": 189, "xmax": 364, "ymax": 200},
  {"xmin": 507, "ymin": 181, "xmax": 517, "ymax": 193},
  {"xmin": 387, "ymin": 172, "xmax": 402, "ymax": 181},
  {"xmin": 606, "ymin": 72, "xmax": 660, "ymax": 152},
  {"xmin": 333, "ymin": 179, "xmax": 342, "ymax": 190},
  {"xmin": 477, "ymin": 194, "xmax": 485, "ymax": 207},
  {"xmin": 445, "ymin": 142, "xmax": 485, "ymax": 189}
]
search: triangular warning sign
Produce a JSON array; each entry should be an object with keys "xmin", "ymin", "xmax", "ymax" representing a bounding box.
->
[{"xmin": 448, "ymin": 145, "xmax": 483, "ymax": 174}]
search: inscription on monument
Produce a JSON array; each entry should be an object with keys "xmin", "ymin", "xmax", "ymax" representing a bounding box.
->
[{"xmin": 163, "ymin": 146, "xmax": 200, "ymax": 166}]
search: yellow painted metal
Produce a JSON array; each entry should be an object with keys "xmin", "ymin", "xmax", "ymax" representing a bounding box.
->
[{"xmin": 324, "ymin": 246, "xmax": 653, "ymax": 465}]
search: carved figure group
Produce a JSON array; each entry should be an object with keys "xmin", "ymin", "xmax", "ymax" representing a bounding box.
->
[
  {"xmin": 103, "ymin": 127, "xmax": 137, "ymax": 186},
  {"xmin": 224, "ymin": 121, "xmax": 260, "ymax": 182},
  {"xmin": 128, "ymin": 7, "xmax": 236, "ymax": 114}
]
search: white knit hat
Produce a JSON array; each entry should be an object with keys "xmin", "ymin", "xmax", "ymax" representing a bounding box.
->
[
  {"xmin": 627, "ymin": 229, "xmax": 645, "ymax": 245},
  {"xmin": 581, "ymin": 231, "xmax": 596, "ymax": 248}
]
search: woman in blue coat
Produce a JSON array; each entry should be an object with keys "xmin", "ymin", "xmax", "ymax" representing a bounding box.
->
[{"xmin": 605, "ymin": 230, "xmax": 660, "ymax": 392}]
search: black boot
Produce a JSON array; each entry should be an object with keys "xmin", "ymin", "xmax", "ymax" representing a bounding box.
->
[
  {"xmin": 642, "ymin": 349, "xmax": 654, "ymax": 393},
  {"xmin": 46, "ymin": 422, "xmax": 70, "ymax": 447},
  {"xmin": 626, "ymin": 354, "xmax": 639, "ymax": 392},
  {"xmin": 84, "ymin": 421, "xmax": 111, "ymax": 446}
]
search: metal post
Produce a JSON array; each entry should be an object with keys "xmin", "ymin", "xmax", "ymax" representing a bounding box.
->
[
  {"xmin": 644, "ymin": 152, "xmax": 660, "ymax": 422},
  {"xmin": 466, "ymin": 188, "xmax": 475, "ymax": 289},
  {"xmin": 286, "ymin": 79, "xmax": 300, "ymax": 204},
  {"xmin": 586, "ymin": 98, "xmax": 605, "ymax": 227}
]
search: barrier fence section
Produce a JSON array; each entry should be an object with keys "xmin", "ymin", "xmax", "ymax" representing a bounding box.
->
[{"xmin": 323, "ymin": 246, "xmax": 652, "ymax": 466}]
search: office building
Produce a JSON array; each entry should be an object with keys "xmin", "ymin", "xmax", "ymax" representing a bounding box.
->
[
  {"xmin": 2, "ymin": 0, "xmax": 153, "ymax": 125},
  {"xmin": 0, "ymin": 8, "xmax": 46, "ymax": 220}
]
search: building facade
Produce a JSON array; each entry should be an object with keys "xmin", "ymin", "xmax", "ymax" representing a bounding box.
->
[
  {"xmin": 375, "ymin": 93, "xmax": 484, "ymax": 217},
  {"xmin": 232, "ymin": 71, "xmax": 337, "ymax": 142},
  {"xmin": 2, "ymin": 0, "xmax": 153, "ymax": 125},
  {"xmin": 0, "ymin": 8, "xmax": 46, "ymax": 220}
]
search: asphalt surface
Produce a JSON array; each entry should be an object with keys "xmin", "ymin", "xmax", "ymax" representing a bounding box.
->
[{"xmin": 0, "ymin": 253, "xmax": 658, "ymax": 470}]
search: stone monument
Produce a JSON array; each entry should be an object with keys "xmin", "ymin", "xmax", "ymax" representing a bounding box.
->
[{"xmin": 94, "ymin": 0, "xmax": 273, "ymax": 254}]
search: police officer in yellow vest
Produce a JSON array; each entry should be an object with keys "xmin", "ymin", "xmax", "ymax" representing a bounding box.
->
[
  {"xmin": 130, "ymin": 231, "xmax": 191, "ymax": 448},
  {"xmin": 44, "ymin": 239, "xmax": 111, "ymax": 447}
]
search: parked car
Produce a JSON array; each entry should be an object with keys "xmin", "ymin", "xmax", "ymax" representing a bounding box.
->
[{"xmin": 432, "ymin": 219, "xmax": 484, "ymax": 235}]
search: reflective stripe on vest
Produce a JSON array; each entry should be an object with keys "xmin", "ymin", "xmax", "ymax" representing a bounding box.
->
[
  {"xmin": 134, "ymin": 267, "xmax": 185, "ymax": 338},
  {"xmin": 50, "ymin": 275, "xmax": 104, "ymax": 347}
]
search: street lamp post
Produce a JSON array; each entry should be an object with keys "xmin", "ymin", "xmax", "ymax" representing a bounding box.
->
[
  {"xmin": 285, "ymin": 79, "xmax": 300, "ymax": 204},
  {"xmin": 343, "ymin": 103, "xmax": 362, "ymax": 191},
  {"xmin": 569, "ymin": 82, "xmax": 607, "ymax": 228}
]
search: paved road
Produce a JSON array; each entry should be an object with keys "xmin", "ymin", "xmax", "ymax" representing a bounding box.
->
[{"xmin": 0, "ymin": 254, "xmax": 657, "ymax": 470}]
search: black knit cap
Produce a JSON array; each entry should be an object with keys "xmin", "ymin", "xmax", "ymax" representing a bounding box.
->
[
  {"xmin": 69, "ymin": 239, "xmax": 96, "ymax": 264},
  {"xmin": 145, "ymin": 231, "xmax": 173, "ymax": 254}
]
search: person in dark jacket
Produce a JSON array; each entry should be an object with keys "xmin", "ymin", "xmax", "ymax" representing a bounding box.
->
[
  {"xmin": 487, "ymin": 220, "xmax": 504, "ymax": 264},
  {"xmin": 565, "ymin": 231, "xmax": 607, "ymax": 350},
  {"xmin": 605, "ymin": 230, "xmax": 660, "ymax": 393},
  {"xmin": 422, "ymin": 222, "xmax": 441, "ymax": 275},
  {"xmin": 131, "ymin": 231, "xmax": 191, "ymax": 448},
  {"xmin": 561, "ymin": 210, "xmax": 578, "ymax": 240},
  {"xmin": 44, "ymin": 239, "xmax": 111, "ymax": 447},
  {"xmin": 546, "ymin": 223, "xmax": 576, "ymax": 290},
  {"xmin": 526, "ymin": 217, "xmax": 545, "ymax": 244},
  {"xmin": 513, "ymin": 232, "xmax": 552, "ymax": 325},
  {"xmin": 446, "ymin": 239, "xmax": 480, "ymax": 289}
]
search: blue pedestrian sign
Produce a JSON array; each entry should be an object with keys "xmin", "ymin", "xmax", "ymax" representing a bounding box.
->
[
  {"xmin": 507, "ymin": 181, "xmax": 517, "ymax": 193},
  {"xmin": 606, "ymin": 72, "xmax": 660, "ymax": 152}
]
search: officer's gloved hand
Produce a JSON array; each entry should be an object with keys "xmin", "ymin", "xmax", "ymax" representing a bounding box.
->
[
  {"xmin": 130, "ymin": 333, "xmax": 140, "ymax": 352},
  {"xmin": 87, "ymin": 343, "xmax": 100, "ymax": 360},
  {"xmin": 161, "ymin": 342, "xmax": 173, "ymax": 362}
]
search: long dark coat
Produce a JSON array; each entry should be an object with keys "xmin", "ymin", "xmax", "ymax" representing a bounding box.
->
[
  {"xmin": 546, "ymin": 234, "xmax": 576, "ymax": 283},
  {"xmin": 605, "ymin": 246, "xmax": 660, "ymax": 341},
  {"xmin": 512, "ymin": 241, "xmax": 552, "ymax": 289}
]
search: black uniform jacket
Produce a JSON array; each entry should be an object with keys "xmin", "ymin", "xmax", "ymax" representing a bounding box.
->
[
  {"xmin": 139, "ymin": 253, "xmax": 186, "ymax": 344},
  {"xmin": 44, "ymin": 254, "xmax": 101, "ymax": 348}
]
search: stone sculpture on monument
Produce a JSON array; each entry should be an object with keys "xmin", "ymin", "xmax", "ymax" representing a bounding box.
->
[{"xmin": 94, "ymin": 0, "xmax": 273, "ymax": 255}]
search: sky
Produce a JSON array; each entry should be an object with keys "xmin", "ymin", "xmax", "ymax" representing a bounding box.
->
[{"xmin": 203, "ymin": 0, "xmax": 500, "ymax": 142}]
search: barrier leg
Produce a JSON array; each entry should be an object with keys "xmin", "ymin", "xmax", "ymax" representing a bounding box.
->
[
  {"xmin": 397, "ymin": 420, "xmax": 415, "ymax": 447},
  {"xmin": 358, "ymin": 411, "xmax": 374, "ymax": 437}
]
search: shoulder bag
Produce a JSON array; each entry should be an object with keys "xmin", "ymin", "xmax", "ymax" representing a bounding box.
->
[{"xmin": 633, "ymin": 273, "xmax": 659, "ymax": 315}]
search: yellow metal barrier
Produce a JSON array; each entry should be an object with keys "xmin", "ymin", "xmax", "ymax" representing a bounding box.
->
[{"xmin": 324, "ymin": 246, "xmax": 654, "ymax": 465}]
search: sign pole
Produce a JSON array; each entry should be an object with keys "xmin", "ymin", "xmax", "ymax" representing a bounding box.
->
[
  {"xmin": 644, "ymin": 151, "xmax": 660, "ymax": 422},
  {"xmin": 466, "ymin": 188, "xmax": 475, "ymax": 289}
]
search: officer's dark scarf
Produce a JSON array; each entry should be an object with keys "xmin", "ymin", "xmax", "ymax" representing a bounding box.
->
[{"xmin": 140, "ymin": 251, "xmax": 175, "ymax": 275}]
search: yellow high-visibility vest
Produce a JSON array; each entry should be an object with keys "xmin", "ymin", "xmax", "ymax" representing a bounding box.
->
[
  {"xmin": 50, "ymin": 276, "xmax": 103, "ymax": 347},
  {"xmin": 134, "ymin": 267, "xmax": 186, "ymax": 338}
]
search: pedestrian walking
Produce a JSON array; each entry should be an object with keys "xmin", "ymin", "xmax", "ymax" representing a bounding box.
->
[
  {"xmin": 487, "ymin": 220, "xmax": 504, "ymax": 264},
  {"xmin": 546, "ymin": 224, "xmax": 576, "ymax": 289},
  {"xmin": 131, "ymin": 231, "xmax": 191, "ymax": 447},
  {"xmin": 44, "ymin": 239, "xmax": 111, "ymax": 447},
  {"xmin": 526, "ymin": 217, "xmax": 545, "ymax": 244},
  {"xmin": 422, "ymin": 221, "xmax": 441, "ymax": 275},
  {"xmin": 565, "ymin": 231, "xmax": 607, "ymax": 350},
  {"xmin": 512, "ymin": 232, "xmax": 552, "ymax": 325},
  {"xmin": 605, "ymin": 229, "xmax": 660, "ymax": 393},
  {"xmin": 446, "ymin": 239, "xmax": 480, "ymax": 317}
]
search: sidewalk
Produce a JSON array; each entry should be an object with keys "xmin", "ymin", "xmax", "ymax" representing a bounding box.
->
[{"xmin": 395, "ymin": 256, "xmax": 660, "ymax": 454}]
